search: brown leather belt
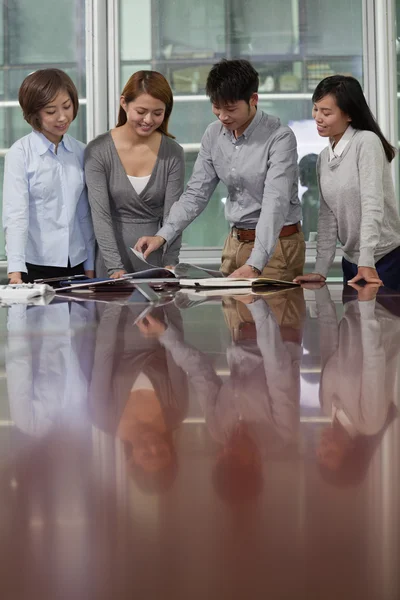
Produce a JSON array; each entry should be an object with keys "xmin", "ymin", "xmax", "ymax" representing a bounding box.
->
[
  {"xmin": 232, "ymin": 222, "xmax": 300, "ymax": 242},
  {"xmin": 237, "ymin": 322, "xmax": 257, "ymax": 341}
]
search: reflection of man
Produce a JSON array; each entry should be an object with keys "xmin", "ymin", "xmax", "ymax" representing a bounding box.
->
[
  {"xmin": 89, "ymin": 303, "xmax": 188, "ymax": 494},
  {"xmin": 6, "ymin": 301, "xmax": 96, "ymax": 436},
  {"xmin": 315, "ymin": 285, "xmax": 400, "ymax": 485},
  {"xmin": 141, "ymin": 288, "xmax": 305, "ymax": 504},
  {"xmin": 136, "ymin": 58, "xmax": 305, "ymax": 281}
]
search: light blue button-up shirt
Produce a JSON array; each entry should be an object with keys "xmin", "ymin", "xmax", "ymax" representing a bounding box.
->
[{"xmin": 3, "ymin": 130, "xmax": 95, "ymax": 273}]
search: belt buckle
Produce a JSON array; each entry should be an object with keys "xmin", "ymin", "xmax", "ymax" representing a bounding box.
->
[{"xmin": 232, "ymin": 228, "xmax": 240, "ymax": 241}]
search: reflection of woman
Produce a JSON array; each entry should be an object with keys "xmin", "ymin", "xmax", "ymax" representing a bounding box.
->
[
  {"xmin": 315, "ymin": 285, "xmax": 400, "ymax": 485},
  {"xmin": 3, "ymin": 69, "xmax": 95, "ymax": 284},
  {"xmin": 295, "ymin": 75, "xmax": 400, "ymax": 289},
  {"xmin": 85, "ymin": 71, "xmax": 185, "ymax": 278},
  {"xmin": 6, "ymin": 301, "xmax": 96, "ymax": 437},
  {"xmin": 89, "ymin": 304, "xmax": 187, "ymax": 493}
]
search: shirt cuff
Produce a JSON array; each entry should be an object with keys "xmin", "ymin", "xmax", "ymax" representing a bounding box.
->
[
  {"xmin": 247, "ymin": 299, "xmax": 271, "ymax": 321},
  {"xmin": 159, "ymin": 325, "xmax": 180, "ymax": 348},
  {"xmin": 7, "ymin": 259, "xmax": 27, "ymax": 274},
  {"xmin": 83, "ymin": 244, "xmax": 95, "ymax": 272},
  {"xmin": 314, "ymin": 259, "xmax": 330, "ymax": 279},
  {"xmin": 83, "ymin": 258, "xmax": 94, "ymax": 272},
  {"xmin": 157, "ymin": 224, "xmax": 177, "ymax": 246},
  {"xmin": 314, "ymin": 286, "xmax": 331, "ymax": 305},
  {"xmin": 358, "ymin": 248, "xmax": 376, "ymax": 269},
  {"xmin": 245, "ymin": 247, "xmax": 268, "ymax": 272},
  {"xmin": 358, "ymin": 298, "xmax": 376, "ymax": 318}
]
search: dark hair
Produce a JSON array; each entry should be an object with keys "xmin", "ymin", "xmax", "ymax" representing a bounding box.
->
[
  {"xmin": 18, "ymin": 68, "xmax": 79, "ymax": 130},
  {"xmin": 117, "ymin": 70, "xmax": 174, "ymax": 138},
  {"xmin": 312, "ymin": 75, "xmax": 396, "ymax": 162},
  {"xmin": 206, "ymin": 59, "xmax": 259, "ymax": 106}
]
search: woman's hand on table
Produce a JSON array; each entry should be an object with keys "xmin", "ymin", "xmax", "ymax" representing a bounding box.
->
[{"xmin": 110, "ymin": 270, "xmax": 127, "ymax": 279}]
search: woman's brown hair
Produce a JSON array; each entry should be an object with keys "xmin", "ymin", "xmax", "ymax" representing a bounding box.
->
[
  {"xmin": 117, "ymin": 70, "xmax": 175, "ymax": 138},
  {"xmin": 18, "ymin": 69, "xmax": 79, "ymax": 131}
]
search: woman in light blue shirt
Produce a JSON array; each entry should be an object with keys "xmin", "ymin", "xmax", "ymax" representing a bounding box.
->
[{"xmin": 3, "ymin": 69, "xmax": 95, "ymax": 284}]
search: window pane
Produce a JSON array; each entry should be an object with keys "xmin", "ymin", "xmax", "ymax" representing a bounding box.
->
[
  {"xmin": 119, "ymin": 0, "xmax": 364, "ymax": 249},
  {"xmin": 120, "ymin": 1, "xmax": 152, "ymax": 62},
  {"xmin": 0, "ymin": 0, "xmax": 86, "ymax": 261},
  {"xmin": 7, "ymin": 0, "xmax": 85, "ymax": 65},
  {"xmin": 304, "ymin": 0, "xmax": 362, "ymax": 57},
  {"xmin": 158, "ymin": 1, "xmax": 225, "ymax": 60}
]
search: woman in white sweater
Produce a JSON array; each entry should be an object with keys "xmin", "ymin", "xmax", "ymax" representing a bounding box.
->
[{"xmin": 295, "ymin": 75, "xmax": 400, "ymax": 290}]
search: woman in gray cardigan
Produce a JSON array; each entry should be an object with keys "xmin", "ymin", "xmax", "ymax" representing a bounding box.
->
[
  {"xmin": 295, "ymin": 75, "xmax": 400, "ymax": 290},
  {"xmin": 85, "ymin": 71, "xmax": 184, "ymax": 277}
]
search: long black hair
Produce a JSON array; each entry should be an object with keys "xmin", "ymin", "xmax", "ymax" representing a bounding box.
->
[{"xmin": 312, "ymin": 75, "xmax": 396, "ymax": 162}]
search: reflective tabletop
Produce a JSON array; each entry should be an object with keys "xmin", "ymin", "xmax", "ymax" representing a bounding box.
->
[{"xmin": 0, "ymin": 283, "xmax": 399, "ymax": 600}]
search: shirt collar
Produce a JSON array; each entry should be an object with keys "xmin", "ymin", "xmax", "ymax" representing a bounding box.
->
[
  {"xmin": 329, "ymin": 124, "xmax": 356, "ymax": 160},
  {"xmin": 61, "ymin": 134, "xmax": 73, "ymax": 152},
  {"xmin": 241, "ymin": 107, "xmax": 263, "ymax": 139},
  {"xmin": 224, "ymin": 108, "xmax": 263, "ymax": 142},
  {"xmin": 31, "ymin": 129, "xmax": 73, "ymax": 155}
]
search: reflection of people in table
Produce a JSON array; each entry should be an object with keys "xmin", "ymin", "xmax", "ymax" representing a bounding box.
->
[
  {"xmin": 315, "ymin": 285, "xmax": 400, "ymax": 485},
  {"xmin": 142, "ymin": 288, "xmax": 305, "ymax": 504},
  {"xmin": 89, "ymin": 303, "xmax": 187, "ymax": 494},
  {"xmin": 6, "ymin": 300, "xmax": 96, "ymax": 437}
]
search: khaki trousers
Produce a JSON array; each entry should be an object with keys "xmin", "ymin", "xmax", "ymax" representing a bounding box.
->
[
  {"xmin": 220, "ymin": 229, "xmax": 306, "ymax": 281},
  {"xmin": 222, "ymin": 288, "xmax": 306, "ymax": 343}
]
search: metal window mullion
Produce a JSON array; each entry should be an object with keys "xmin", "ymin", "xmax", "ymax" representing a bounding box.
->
[
  {"xmin": 107, "ymin": 0, "xmax": 120, "ymax": 129},
  {"xmin": 374, "ymin": 0, "xmax": 398, "ymax": 195},
  {"xmin": 85, "ymin": 0, "xmax": 108, "ymax": 142},
  {"xmin": 362, "ymin": 0, "xmax": 377, "ymax": 116}
]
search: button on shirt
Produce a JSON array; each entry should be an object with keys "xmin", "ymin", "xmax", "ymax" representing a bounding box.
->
[
  {"xmin": 157, "ymin": 109, "xmax": 301, "ymax": 271},
  {"xmin": 3, "ymin": 130, "xmax": 95, "ymax": 273}
]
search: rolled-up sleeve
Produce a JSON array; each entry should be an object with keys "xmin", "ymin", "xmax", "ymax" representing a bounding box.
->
[
  {"xmin": 157, "ymin": 126, "xmax": 220, "ymax": 245},
  {"xmin": 3, "ymin": 144, "xmax": 30, "ymax": 274},
  {"xmin": 247, "ymin": 128, "xmax": 298, "ymax": 271}
]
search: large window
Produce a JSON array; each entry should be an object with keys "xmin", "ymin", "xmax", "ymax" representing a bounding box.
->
[
  {"xmin": 0, "ymin": 0, "xmax": 86, "ymax": 259},
  {"xmin": 0, "ymin": 1, "xmax": 398, "ymax": 266},
  {"xmin": 119, "ymin": 0, "xmax": 364, "ymax": 248}
]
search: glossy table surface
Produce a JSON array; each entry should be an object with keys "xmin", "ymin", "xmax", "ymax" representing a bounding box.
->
[{"xmin": 0, "ymin": 283, "xmax": 399, "ymax": 600}]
